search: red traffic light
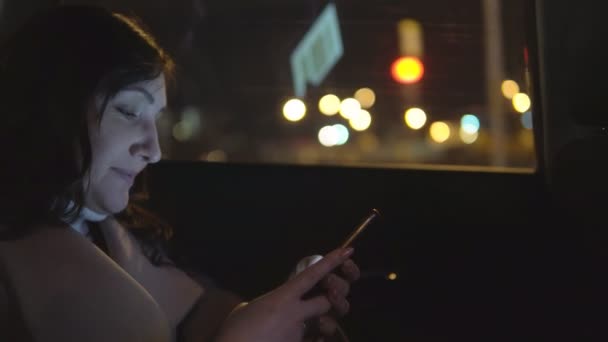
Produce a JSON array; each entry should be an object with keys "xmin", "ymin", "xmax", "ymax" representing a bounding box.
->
[{"xmin": 391, "ymin": 56, "xmax": 424, "ymax": 84}]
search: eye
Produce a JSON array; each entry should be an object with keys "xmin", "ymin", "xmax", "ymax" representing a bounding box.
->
[{"xmin": 115, "ymin": 106, "xmax": 138, "ymax": 119}]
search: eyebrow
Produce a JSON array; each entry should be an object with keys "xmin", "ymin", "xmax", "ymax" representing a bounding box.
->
[{"xmin": 124, "ymin": 86, "xmax": 155, "ymax": 104}]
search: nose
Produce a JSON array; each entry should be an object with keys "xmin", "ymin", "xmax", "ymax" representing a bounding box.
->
[{"xmin": 132, "ymin": 120, "xmax": 162, "ymax": 163}]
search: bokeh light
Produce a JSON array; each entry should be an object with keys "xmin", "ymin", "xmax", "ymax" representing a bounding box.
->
[
  {"xmin": 521, "ymin": 111, "xmax": 533, "ymax": 130},
  {"xmin": 429, "ymin": 121, "xmax": 451, "ymax": 143},
  {"xmin": 318, "ymin": 125, "xmax": 340, "ymax": 147},
  {"xmin": 404, "ymin": 107, "xmax": 427, "ymax": 130},
  {"xmin": 172, "ymin": 121, "xmax": 193, "ymax": 142},
  {"xmin": 350, "ymin": 109, "xmax": 372, "ymax": 131},
  {"xmin": 333, "ymin": 124, "xmax": 350, "ymax": 145},
  {"xmin": 501, "ymin": 80, "xmax": 520, "ymax": 99},
  {"xmin": 354, "ymin": 88, "xmax": 376, "ymax": 109},
  {"xmin": 459, "ymin": 128, "xmax": 479, "ymax": 144},
  {"xmin": 319, "ymin": 94, "xmax": 341, "ymax": 116},
  {"xmin": 398, "ymin": 19, "xmax": 423, "ymax": 56},
  {"xmin": 460, "ymin": 114, "xmax": 480, "ymax": 134},
  {"xmin": 391, "ymin": 56, "xmax": 424, "ymax": 84},
  {"xmin": 339, "ymin": 98, "xmax": 361, "ymax": 119},
  {"xmin": 512, "ymin": 93, "xmax": 531, "ymax": 113},
  {"xmin": 283, "ymin": 98, "xmax": 306, "ymax": 122},
  {"xmin": 206, "ymin": 150, "xmax": 227, "ymax": 162}
]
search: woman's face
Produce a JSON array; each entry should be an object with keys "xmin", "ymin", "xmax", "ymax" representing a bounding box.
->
[{"xmin": 85, "ymin": 74, "xmax": 167, "ymax": 215}]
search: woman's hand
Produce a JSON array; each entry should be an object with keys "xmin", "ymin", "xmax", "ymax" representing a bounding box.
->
[
  {"xmin": 214, "ymin": 247, "xmax": 355, "ymax": 342},
  {"xmin": 309, "ymin": 257, "xmax": 360, "ymax": 340}
]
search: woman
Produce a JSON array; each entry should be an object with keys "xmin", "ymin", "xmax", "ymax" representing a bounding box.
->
[{"xmin": 0, "ymin": 5, "xmax": 359, "ymax": 341}]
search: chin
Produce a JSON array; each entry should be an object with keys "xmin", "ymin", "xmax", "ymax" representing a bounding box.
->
[
  {"xmin": 106, "ymin": 196, "xmax": 130, "ymax": 214},
  {"xmin": 94, "ymin": 192, "xmax": 130, "ymax": 215},
  {"xmin": 86, "ymin": 179, "xmax": 131, "ymax": 214}
]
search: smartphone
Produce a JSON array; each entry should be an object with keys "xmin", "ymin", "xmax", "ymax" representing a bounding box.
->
[
  {"xmin": 295, "ymin": 208, "xmax": 380, "ymax": 275},
  {"xmin": 340, "ymin": 208, "xmax": 380, "ymax": 249},
  {"xmin": 301, "ymin": 208, "xmax": 381, "ymax": 338}
]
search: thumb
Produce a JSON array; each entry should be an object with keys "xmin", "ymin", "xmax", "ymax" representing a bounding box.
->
[
  {"xmin": 282, "ymin": 247, "xmax": 354, "ymax": 297},
  {"xmin": 291, "ymin": 255, "xmax": 324, "ymax": 278}
]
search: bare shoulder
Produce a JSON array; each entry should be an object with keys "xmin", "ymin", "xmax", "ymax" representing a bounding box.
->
[{"xmin": 0, "ymin": 225, "xmax": 172, "ymax": 341}]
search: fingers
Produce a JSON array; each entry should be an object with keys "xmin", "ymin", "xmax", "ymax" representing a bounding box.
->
[
  {"xmin": 318, "ymin": 315, "xmax": 338, "ymax": 338},
  {"xmin": 299, "ymin": 294, "xmax": 331, "ymax": 319},
  {"xmin": 304, "ymin": 315, "xmax": 338, "ymax": 341},
  {"xmin": 322, "ymin": 274, "xmax": 350, "ymax": 298},
  {"xmin": 340, "ymin": 259, "xmax": 361, "ymax": 282},
  {"xmin": 327, "ymin": 288, "xmax": 350, "ymax": 316},
  {"xmin": 283, "ymin": 247, "xmax": 354, "ymax": 297},
  {"xmin": 299, "ymin": 279, "xmax": 350, "ymax": 323},
  {"xmin": 320, "ymin": 260, "xmax": 359, "ymax": 316}
]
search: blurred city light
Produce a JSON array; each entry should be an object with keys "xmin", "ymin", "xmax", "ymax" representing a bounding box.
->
[
  {"xmin": 391, "ymin": 56, "xmax": 424, "ymax": 84},
  {"xmin": 283, "ymin": 98, "xmax": 307, "ymax": 122},
  {"xmin": 398, "ymin": 19, "xmax": 423, "ymax": 56},
  {"xmin": 501, "ymin": 80, "xmax": 520, "ymax": 99},
  {"xmin": 459, "ymin": 128, "xmax": 479, "ymax": 144},
  {"xmin": 521, "ymin": 111, "xmax": 533, "ymax": 129},
  {"xmin": 387, "ymin": 272, "xmax": 398, "ymax": 281},
  {"xmin": 333, "ymin": 124, "xmax": 349, "ymax": 145},
  {"xmin": 206, "ymin": 150, "xmax": 227, "ymax": 162},
  {"xmin": 319, "ymin": 94, "xmax": 341, "ymax": 116},
  {"xmin": 172, "ymin": 121, "xmax": 193, "ymax": 142},
  {"xmin": 172, "ymin": 106, "xmax": 203, "ymax": 142},
  {"xmin": 512, "ymin": 93, "xmax": 531, "ymax": 113},
  {"xmin": 354, "ymin": 87, "xmax": 376, "ymax": 109},
  {"xmin": 339, "ymin": 98, "xmax": 362, "ymax": 119},
  {"xmin": 182, "ymin": 107, "xmax": 202, "ymax": 134},
  {"xmin": 404, "ymin": 107, "xmax": 427, "ymax": 129},
  {"xmin": 429, "ymin": 121, "xmax": 451, "ymax": 143},
  {"xmin": 460, "ymin": 114, "xmax": 480, "ymax": 134},
  {"xmin": 149, "ymin": 2, "xmax": 536, "ymax": 169},
  {"xmin": 318, "ymin": 125, "xmax": 340, "ymax": 147},
  {"xmin": 350, "ymin": 109, "xmax": 372, "ymax": 131}
]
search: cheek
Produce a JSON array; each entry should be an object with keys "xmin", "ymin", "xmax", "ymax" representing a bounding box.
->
[
  {"xmin": 88, "ymin": 123, "xmax": 124, "ymax": 181},
  {"xmin": 88, "ymin": 131, "xmax": 109, "ymax": 178}
]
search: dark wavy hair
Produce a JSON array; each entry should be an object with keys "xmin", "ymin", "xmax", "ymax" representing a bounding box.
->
[{"xmin": 0, "ymin": 5, "xmax": 175, "ymax": 263}]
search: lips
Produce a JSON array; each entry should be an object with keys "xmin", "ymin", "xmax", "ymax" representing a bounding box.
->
[{"xmin": 111, "ymin": 167, "xmax": 137, "ymax": 184}]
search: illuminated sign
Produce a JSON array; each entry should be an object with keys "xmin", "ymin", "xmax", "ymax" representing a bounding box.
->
[{"xmin": 290, "ymin": 3, "xmax": 344, "ymax": 97}]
